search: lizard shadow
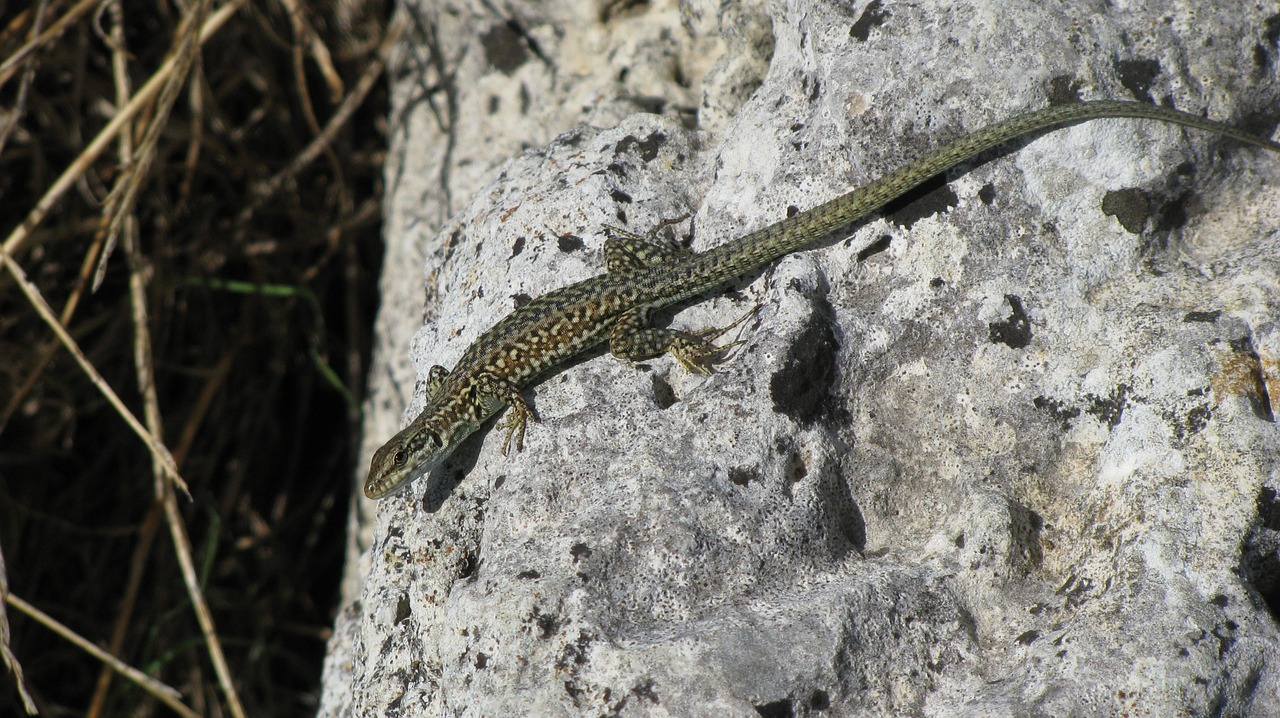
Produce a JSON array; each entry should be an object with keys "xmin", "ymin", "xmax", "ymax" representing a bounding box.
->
[{"xmin": 420, "ymin": 453, "xmax": 471, "ymax": 513}]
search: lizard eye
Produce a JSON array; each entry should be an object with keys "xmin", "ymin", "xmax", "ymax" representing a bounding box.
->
[{"xmin": 392, "ymin": 450, "xmax": 406, "ymax": 466}]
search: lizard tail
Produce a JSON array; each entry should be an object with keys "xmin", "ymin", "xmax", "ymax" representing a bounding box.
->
[{"xmin": 692, "ymin": 99, "xmax": 1280, "ymax": 286}]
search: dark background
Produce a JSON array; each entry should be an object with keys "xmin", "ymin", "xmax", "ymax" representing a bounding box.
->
[{"xmin": 0, "ymin": 0, "xmax": 391, "ymax": 714}]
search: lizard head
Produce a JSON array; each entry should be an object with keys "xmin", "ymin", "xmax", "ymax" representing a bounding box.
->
[{"xmin": 363, "ymin": 418, "xmax": 452, "ymax": 499}]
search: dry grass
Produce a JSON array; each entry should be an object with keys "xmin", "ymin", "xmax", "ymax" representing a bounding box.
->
[{"xmin": 0, "ymin": 0, "xmax": 393, "ymax": 714}]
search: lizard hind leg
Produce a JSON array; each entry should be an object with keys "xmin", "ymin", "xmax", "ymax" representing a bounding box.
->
[
  {"xmin": 610, "ymin": 304, "xmax": 758, "ymax": 375},
  {"xmin": 679, "ymin": 304, "xmax": 758, "ymax": 370}
]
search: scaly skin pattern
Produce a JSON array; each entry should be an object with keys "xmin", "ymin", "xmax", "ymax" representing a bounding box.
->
[{"xmin": 365, "ymin": 100, "xmax": 1280, "ymax": 499}]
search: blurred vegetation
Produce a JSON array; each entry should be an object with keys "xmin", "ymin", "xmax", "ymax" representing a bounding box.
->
[{"xmin": 0, "ymin": 0, "xmax": 392, "ymax": 714}]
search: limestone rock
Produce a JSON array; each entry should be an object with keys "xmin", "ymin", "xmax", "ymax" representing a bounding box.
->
[{"xmin": 322, "ymin": 0, "xmax": 1280, "ymax": 715}]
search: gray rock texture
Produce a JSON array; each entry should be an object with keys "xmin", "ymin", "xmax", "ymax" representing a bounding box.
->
[{"xmin": 322, "ymin": 0, "xmax": 1280, "ymax": 715}]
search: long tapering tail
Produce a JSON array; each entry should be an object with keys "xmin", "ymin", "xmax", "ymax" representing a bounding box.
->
[{"xmin": 677, "ymin": 100, "xmax": 1280, "ymax": 295}]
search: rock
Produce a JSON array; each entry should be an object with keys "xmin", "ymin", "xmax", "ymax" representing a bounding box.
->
[{"xmin": 322, "ymin": 0, "xmax": 1280, "ymax": 715}]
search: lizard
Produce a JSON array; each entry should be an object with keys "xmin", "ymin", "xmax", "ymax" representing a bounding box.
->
[{"xmin": 364, "ymin": 99, "xmax": 1280, "ymax": 500}]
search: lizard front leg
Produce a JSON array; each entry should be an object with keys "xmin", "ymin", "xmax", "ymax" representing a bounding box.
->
[
  {"xmin": 426, "ymin": 364, "xmax": 449, "ymax": 399},
  {"xmin": 470, "ymin": 371, "xmax": 538, "ymax": 454}
]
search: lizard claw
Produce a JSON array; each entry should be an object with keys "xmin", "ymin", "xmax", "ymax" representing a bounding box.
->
[{"xmin": 496, "ymin": 402, "xmax": 538, "ymax": 455}]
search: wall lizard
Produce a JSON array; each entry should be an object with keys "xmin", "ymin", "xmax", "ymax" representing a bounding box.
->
[{"xmin": 365, "ymin": 99, "xmax": 1280, "ymax": 500}]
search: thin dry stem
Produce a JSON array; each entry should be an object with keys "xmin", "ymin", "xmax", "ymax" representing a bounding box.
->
[
  {"xmin": 4, "ymin": 593, "xmax": 198, "ymax": 718},
  {"xmin": 0, "ymin": 545, "xmax": 38, "ymax": 715},
  {"xmin": 161, "ymin": 494, "xmax": 247, "ymax": 718},
  {"xmin": 0, "ymin": 0, "xmax": 100, "ymax": 87},
  {"xmin": 112, "ymin": 6, "xmax": 246, "ymax": 708},
  {"xmin": 0, "ymin": 218, "xmax": 111, "ymax": 432},
  {"xmin": 95, "ymin": 0, "xmax": 210, "ymax": 290},
  {"xmin": 279, "ymin": 0, "xmax": 347, "ymax": 206},
  {"xmin": 0, "ymin": 0, "xmax": 49, "ymax": 158},
  {"xmin": 130, "ymin": 220, "xmax": 248, "ymax": 717},
  {"xmin": 79, "ymin": 8, "xmax": 170, "ymax": 714},
  {"xmin": 85, "ymin": 505, "xmax": 162, "ymax": 718},
  {"xmin": 279, "ymin": 0, "xmax": 343, "ymax": 101},
  {"xmin": 86, "ymin": 348, "xmax": 237, "ymax": 717},
  {"xmin": 237, "ymin": 12, "xmax": 405, "ymax": 227},
  {"xmin": 0, "ymin": 0, "xmax": 245, "ymax": 259},
  {"xmin": 0, "ymin": 248, "xmax": 190, "ymax": 496},
  {"xmin": 1, "ymin": 0, "xmax": 387, "ymax": 712}
]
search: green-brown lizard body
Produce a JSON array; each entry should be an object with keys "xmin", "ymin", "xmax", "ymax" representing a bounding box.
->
[{"xmin": 365, "ymin": 100, "xmax": 1280, "ymax": 500}]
